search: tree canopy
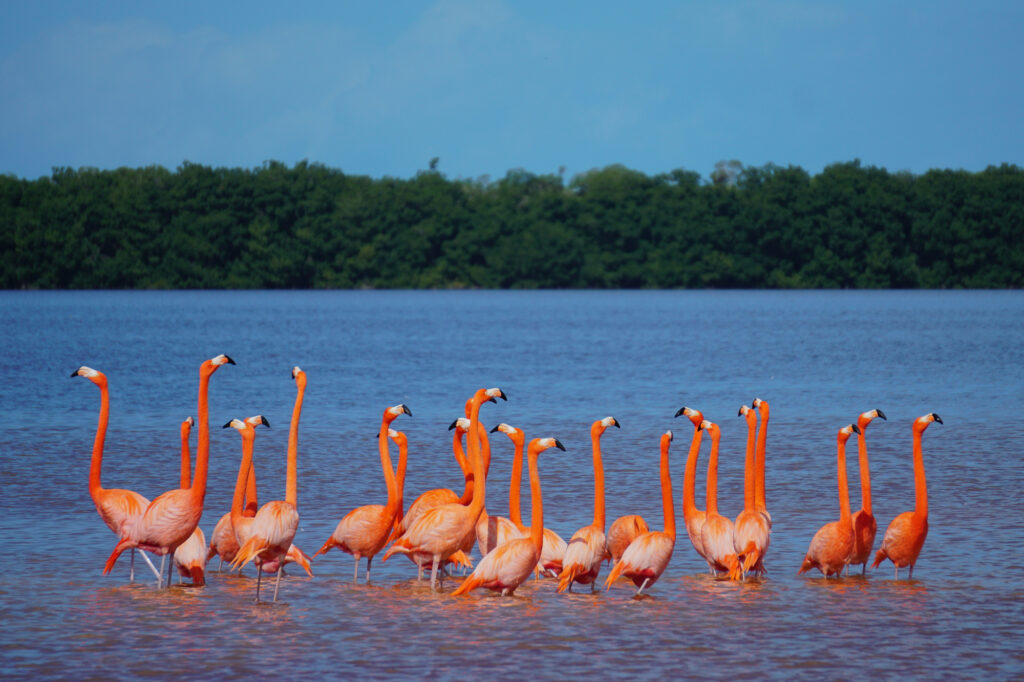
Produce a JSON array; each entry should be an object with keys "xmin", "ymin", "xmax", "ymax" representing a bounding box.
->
[{"xmin": 2, "ymin": 159, "xmax": 1021, "ymax": 289}]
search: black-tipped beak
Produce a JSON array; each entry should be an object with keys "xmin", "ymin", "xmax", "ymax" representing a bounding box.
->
[
  {"xmin": 554, "ymin": 439, "xmax": 566, "ymax": 451},
  {"xmin": 852, "ymin": 424, "xmax": 861, "ymax": 434},
  {"xmin": 70, "ymin": 370, "xmax": 78, "ymax": 378},
  {"xmin": 737, "ymin": 407, "xmax": 743, "ymax": 416},
  {"xmin": 876, "ymin": 409, "xmax": 887, "ymax": 421},
  {"xmin": 498, "ymin": 390, "xmax": 508, "ymax": 401},
  {"xmin": 448, "ymin": 419, "xmax": 458, "ymax": 431},
  {"xmin": 225, "ymin": 355, "xmax": 236, "ymax": 365},
  {"xmin": 696, "ymin": 422, "xmax": 704, "ymax": 431},
  {"xmin": 222, "ymin": 421, "xmax": 233, "ymax": 429},
  {"xmin": 261, "ymin": 416, "xmax": 271, "ymax": 428},
  {"xmin": 673, "ymin": 407, "xmax": 687, "ymax": 418},
  {"xmin": 933, "ymin": 413, "xmax": 943, "ymax": 424},
  {"xmin": 401, "ymin": 405, "xmax": 413, "ymax": 417},
  {"xmin": 489, "ymin": 424, "xmax": 500, "ymax": 433},
  {"xmin": 612, "ymin": 418, "xmax": 620, "ymax": 428}
]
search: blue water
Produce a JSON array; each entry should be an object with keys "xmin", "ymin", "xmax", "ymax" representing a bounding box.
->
[{"xmin": 1, "ymin": 290, "xmax": 1022, "ymax": 678}]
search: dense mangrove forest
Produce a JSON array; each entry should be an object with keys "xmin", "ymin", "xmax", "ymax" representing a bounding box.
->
[{"xmin": 2, "ymin": 159, "xmax": 1021, "ymax": 289}]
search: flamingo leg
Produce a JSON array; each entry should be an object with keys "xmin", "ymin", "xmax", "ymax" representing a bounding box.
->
[
  {"xmin": 417, "ymin": 562, "xmax": 424, "ymax": 582},
  {"xmin": 139, "ymin": 551, "xmax": 161, "ymax": 581},
  {"xmin": 430, "ymin": 555, "xmax": 440, "ymax": 591},
  {"xmin": 894, "ymin": 564, "xmax": 898, "ymax": 580},
  {"xmin": 635, "ymin": 578, "xmax": 650, "ymax": 595},
  {"xmin": 353, "ymin": 557, "xmax": 359, "ymax": 583},
  {"xmin": 366, "ymin": 557, "xmax": 373, "ymax": 583},
  {"xmin": 164, "ymin": 553, "xmax": 173, "ymax": 589},
  {"xmin": 908, "ymin": 564, "xmax": 914, "ymax": 580},
  {"xmin": 130, "ymin": 548, "xmax": 135, "ymax": 581},
  {"xmin": 217, "ymin": 557, "xmax": 223, "ymax": 572},
  {"xmin": 273, "ymin": 565, "xmax": 282, "ymax": 602},
  {"xmin": 861, "ymin": 562, "xmax": 867, "ymax": 576}
]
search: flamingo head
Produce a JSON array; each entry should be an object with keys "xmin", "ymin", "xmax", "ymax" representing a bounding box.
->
[
  {"xmin": 203, "ymin": 354, "xmax": 235, "ymax": 376},
  {"xmin": 752, "ymin": 397, "xmax": 770, "ymax": 418},
  {"xmin": 449, "ymin": 417, "xmax": 471, "ymax": 435},
  {"xmin": 914, "ymin": 413, "xmax": 943, "ymax": 431},
  {"xmin": 292, "ymin": 366, "xmax": 307, "ymax": 389},
  {"xmin": 700, "ymin": 420, "xmax": 720, "ymax": 441},
  {"xmin": 387, "ymin": 428, "xmax": 407, "ymax": 448},
  {"xmin": 674, "ymin": 406, "xmax": 704, "ymax": 428},
  {"xmin": 71, "ymin": 366, "xmax": 105, "ymax": 386},
  {"xmin": 857, "ymin": 408, "xmax": 887, "ymax": 431},
  {"xmin": 385, "ymin": 404, "xmax": 413, "ymax": 423},
  {"xmin": 592, "ymin": 416, "xmax": 620, "ymax": 437},
  {"xmin": 738, "ymin": 404, "xmax": 758, "ymax": 429},
  {"xmin": 528, "ymin": 437, "xmax": 565, "ymax": 456},
  {"xmin": 839, "ymin": 423, "xmax": 861, "ymax": 443}
]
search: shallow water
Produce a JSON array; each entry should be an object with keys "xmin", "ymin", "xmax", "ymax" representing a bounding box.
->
[{"xmin": 1, "ymin": 290, "xmax": 1022, "ymax": 679}]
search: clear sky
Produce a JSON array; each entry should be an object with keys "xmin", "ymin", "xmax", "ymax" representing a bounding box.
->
[{"xmin": 2, "ymin": 1, "xmax": 1021, "ymax": 183}]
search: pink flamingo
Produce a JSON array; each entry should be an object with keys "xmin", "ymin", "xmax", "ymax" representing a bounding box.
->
[
  {"xmin": 72, "ymin": 366, "xmax": 160, "ymax": 581},
  {"xmin": 872, "ymin": 413, "xmax": 942, "ymax": 579},
  {"xmin": 849, "ymin": 408, "xmax": 886, "ymax": 575},
  {"xmin": 697, "ymin": 420, "xmax": 741, "ymax": 579},
  {"xmin": 605, "ymin": 430, "xmax": 680, "ymax": 595},
  {"xmin": 383, "ymin": 388, "xmax": 505, "ymax": 591},
  {"xmin": 313, "ymin": 403, "xmax": 412, "ymax": 583},
  {"xmin": 733, "ymin": 404, "xmax": 769, "ymax": 578},
  {"xmin": 453, "ymin": 438, "xmax": 565, "ymax": 596},
  {"xmin": 799, "ymin": 423, "xmax": 861, "ymax": 577},
  {"xmin": 172, "ymin": 416, "xmax": 207, "ymax": 586},
  {"xmin": 558, "ymin": 416, "xmax": 619, "ymax": 593},
  {"xmin": 673, "ymin": 406, "xmax": 707, "ymax": 565},
  {"xmin": 102, "ymin": 354, "xmax": 233, "ymax": 587}
]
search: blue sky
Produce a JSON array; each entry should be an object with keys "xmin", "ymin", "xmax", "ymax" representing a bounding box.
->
[{"xmin": 2, "ymin": 1, "xmax": 1021, "ymax": 182}]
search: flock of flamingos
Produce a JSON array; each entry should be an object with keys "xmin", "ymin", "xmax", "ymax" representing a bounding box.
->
[{"xmin": 74, "ymin": 354, "xmax": 942, "ymax": 602}]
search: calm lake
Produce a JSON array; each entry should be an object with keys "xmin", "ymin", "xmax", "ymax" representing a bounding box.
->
[{"xmin": 1, "ymin": 290, "xmax": 1022, "ymax": 679}]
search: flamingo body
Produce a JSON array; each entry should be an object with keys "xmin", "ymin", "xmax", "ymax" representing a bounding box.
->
[
  {"xmin": 558, "ymin": 525, "xmax": 608, "ymax": 589},
  {"xmin": 173, "ymin": 527, "xmax": 207, "ymax": 586},
  {"xmin": 607, "ymin": 515, "xmax": 649, "ymax": 563},
  {"xmin": 799, "ymin": 518, "xmax": 854, "ymax": 577},
  {"xmin": 605, "ymin": 531, "xmax": 674, "ymax": 589}
]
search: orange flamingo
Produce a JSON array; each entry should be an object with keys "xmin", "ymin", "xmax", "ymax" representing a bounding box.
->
[
  {"xmin": 872, "ymin": 413, "xmax": 942, "ymax": 579},
  {"xmin": 605, "ymin": 430, "xmax": 680, "ymax": 595},
  {"xmin": 473, "ymin": 412, "xmax": 525, "ymax": 559},
  {"xmin": 386, "ymin": 418, "xmax": 472, "ymax": 543},
  {"xmin": 607, "ymin": 516, "xmax": 649, "ymax": 565},
  {"xmin": 383, "ymin": 388, "xmax": 506, "ymax": 591},
  {"xmin": 491, "ymin": 423, "xmax": 566, "ymax": 576},
  {"xmin": 208, "ymin": 369, "xmax": 312, "ymax": 577},
  {"xmin": 697, "ymin": 420, "xmax": 742, "ymax": 579},
  {"xmin": 172, "ymin": 416, "xmax": 207, "ymax": 586},
  {"xmin": 673, "ymin": 406, "xmax": 707, "ymax": 565},
  {"xmin": 223, "ymin": 416, "xmax": 270, "ymax": 576},
  {"xmin": 453, "ymin": 437, "xmax": 565, "ymax": 596},
  {"xmin": 558, "ymin": 416, "xmax": 619, "ymax": 593},
  {"xmin": 799, "ymin": 423, "xmax": 861, "ymax": 577},
  {"xmin": 72, "ymin": 366, "xmax": 160, "ymax": 582},
  {"xmin": 313, "ymin": 403, "xmax": 412, "ymax": 583},
  {"xmin": 849, "ymin": 408, "xmax": 886, "ymax": 575},
  {"xmin": 733, "ymin": 404, "xmax": 769, "ymax": 578},
  {"xmin": 103, "ymin": 354, "xmax": 233, "ymax": 587},
  {"xmin": 230, "ymin": 370, "xmax": 312, "ymax": 601}
]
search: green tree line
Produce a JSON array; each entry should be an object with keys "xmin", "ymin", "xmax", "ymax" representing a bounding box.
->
[{"xmin": 2, "ymin": 159, "xmax": 1022, "ymax": 289}]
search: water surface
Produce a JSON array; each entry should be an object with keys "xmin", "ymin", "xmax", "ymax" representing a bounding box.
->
[{"xmin": 1, "ymin": 290, "xmax": 1022, "ymax": 679}]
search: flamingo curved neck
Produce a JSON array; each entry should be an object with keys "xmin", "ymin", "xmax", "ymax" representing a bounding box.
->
[
  {"xmin": 231, "ymin": 432, "xmax": 255, "ymax": 528},
  {"xmin": 244, "ymin": 460, "xmax": 258, "ymax": 516},
  {"xmin": 857, "ymin": 430, "xmax": 872, "ymax": 515},
  {"xmin": 192, "ymin": 368, "xmax": 213, "ymax": 503},
  {"xmin": 591, "ymin": 427, "xmax": 606, "ymax": 530},
  {"xmin": 913, "ymin": 426, "xmax": 928, "ymax": 518},
  {"xmin": 466, "ymin": 397, "xmax": 487, "ymax": 516},
  {"xmin": 394, "ymin": 439, "xmax": 408, "ymax": 520},
  {"xmin": 455, "ymin": 431, "xmax": 474, "ymax": 505},
  {"xmin": 285, "ymin": 380, "xmax": 305, "ymax": 507},
  {"xmin": 379, "ymin": 419, "xmax": 398, "ymax": 517},
  {"xmin": 180, "ymin": 425, "xmax": 192, "ymax": 489},
  {"xmin": 88, "ymin": 377, "xmax": 110, "ymax": 499},
  {"xmin": 509, "ymin": 434, "xmax": 526, "ymax": 530},
  {"xmin": 527, "ymin": 450, "xmax": 544, "ymax": 552},
  {"xmin": 682, "ymin": 429, "xmax": 702, "ymax": 520},
  {"xmin": 660, "ymin": 438, "xmax": 675, "ymax": 539},
  {"xmin": 743, "ymin": 416, "xmax": 757, "ymax": 512},
  {"xmin": 706, "ymin": 433, "xmax": 719, "ymax": 516},
  {"xmin": 755, "ymin": 406, "xmax": 769, "ymax": 513},
  {"xmin": 837, "ymin": 435, "xmax": 851, "ymax": 521}
]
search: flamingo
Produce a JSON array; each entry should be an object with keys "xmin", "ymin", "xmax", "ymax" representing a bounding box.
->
[
  {"xmin": 753, "ymin": 397, "xmax": 772, "ymax": 526},
  {"xmin": 223, "ymin": 415, "xmax": 271, "ymax": 574},
  {"xmin": 102, "ymin": 354, "xmax": 233, "ymax": 587},
  {"xmin": 605, "ymin": 430, "xmax": 680, "ymax": 595},
  {"xmin": 733, "ymin": 404, "xmax": 769, "ymax": 578},
  {"xmin": 799, "ymin": 423, "xmax": 861, "ymax": 577},
  {"xmin": 673, "ymin": 406, "xmax": 707, "ymax": 564},
  {"xmin": 558, "ymin": 416, "xmax": 619, "ymax": 593},
  {"xmin": 453, "ymin": 438, "xmax": 565, "ymax": 596},
  {"xmin": 313, "ymin": 403, "xmax": 412, "ymax": 583},
  {"xmin": 72, "ymin": 366, "xmax": 160, "ymax": 582},
  {"xmin": 607, "ymin": 516, "xmax": 649, "ymax": 565},
  {"xmin": 208, "ymin": 369, "xmax": 313, "ymax": 577},
  {"xmin": 383, "ymin": 388, "xmax": 506, "ymax": 591},
  {"xmin": 697, "ymin": 420, "xmax": 742, "ymax": 579},
  {"xmin": 476, "ymin": 424, "xmax": 526, "ymax": 558},
  {"xmin": 231, "ymin": 367, "xmax": 317, "ymax": 602},
  {"xmin": 872, "ymin": 413, "xmax": 942, "ymax": 579},
  {"xmin": 491, "ymin": 423, "xmax": 566, "ymax": 576},
  {"xmin": 849, "ymin": 408, "xmax": 886, "ymax": 575},
  {"xmin": 172, "ymin": 416, "xmax": 207, "ymax": 586}
]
